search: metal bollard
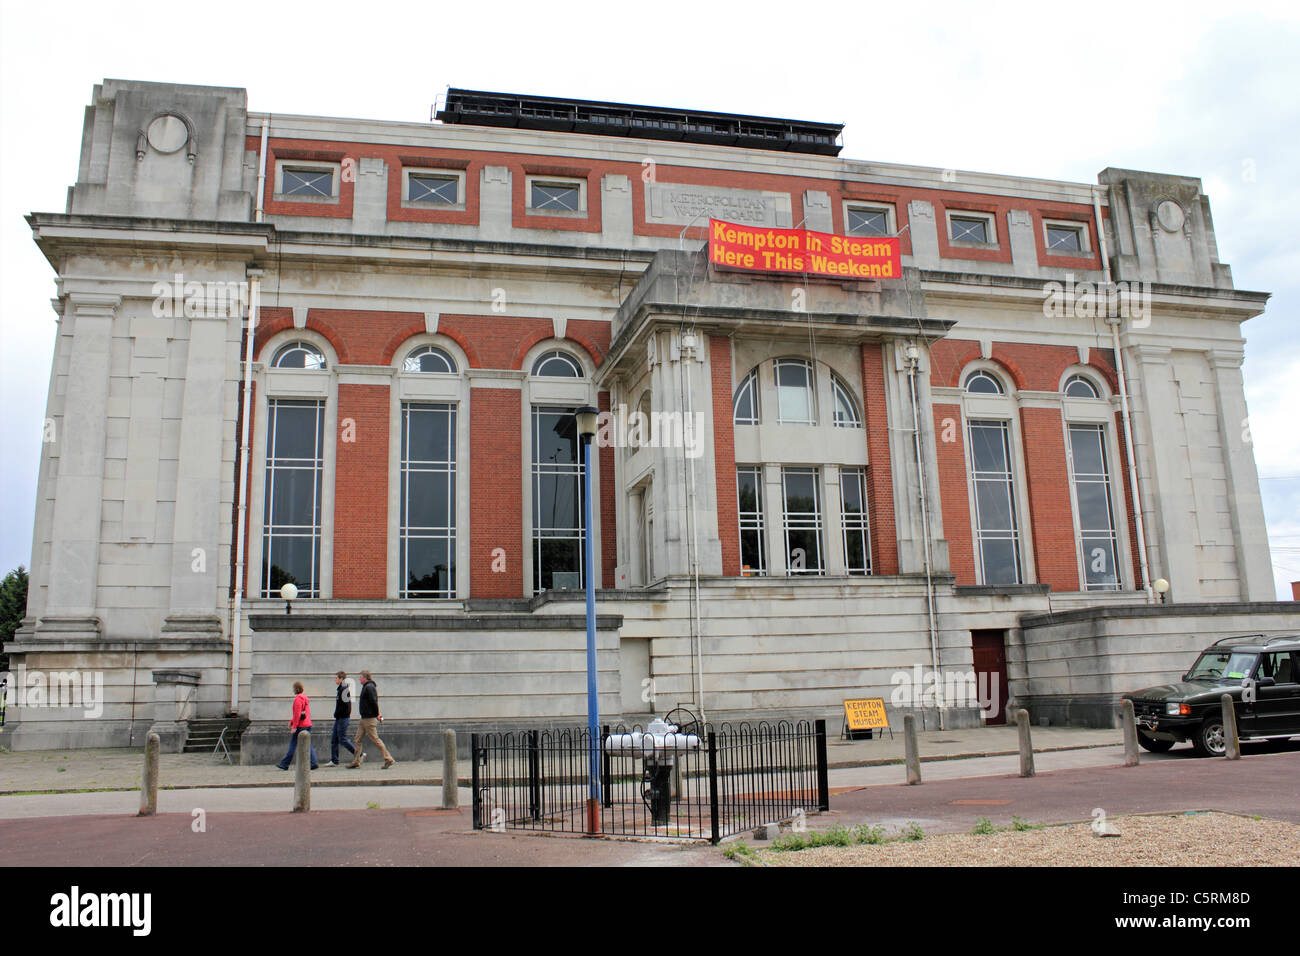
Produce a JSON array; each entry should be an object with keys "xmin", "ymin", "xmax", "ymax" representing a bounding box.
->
[
  {"xmin": 1220, "ymin": 694, "xmax": 1241, "ymax": 760},
  {"xmin": 1120, "ymin": 699, "xmax": 1140, "ymax": 767},
  {"xmin": 1015, "ymin": 709, "xmax": 1035, "ymax": 777},
  {"xmin": 442, "ymin": 729, "xmax": 458, "ymax": 809},
  {"xmin": 903, "ymin": 713, "xmax": 921, "ymax": 785},
  {"xmin": 139, "ymin": 733, "xmax": 160, "ymax": 816},
  {"xmin": 293, "ymin": 730, "xmax": 311, "ymax": 812}
]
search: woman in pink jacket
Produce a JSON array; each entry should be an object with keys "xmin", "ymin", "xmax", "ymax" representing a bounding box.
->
[{"xmin": 276, "ymin": 681, "xmax": 319, "ymax": 770}]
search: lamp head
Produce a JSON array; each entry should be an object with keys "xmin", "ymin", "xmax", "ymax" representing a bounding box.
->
[
  {"xmin": 280, "ymin": 583, "xmax": 298, "ymax": 602},
  {"xmin": 575, "ymin": 406, "xmax": 599, "ymax": 442}
]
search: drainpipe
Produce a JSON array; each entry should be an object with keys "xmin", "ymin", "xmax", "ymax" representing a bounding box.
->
[
  {"xmin": 1092, "ymin": 186, "xmax": 1154, "ymax": 603},
  {"xmin": 906, "ymin": 344, "xmax": 943, "ymax": 730},
  {"xmin": 229, "ymin": 118, "xmax": 270, "ymax": 713},
  {"xmin": 681, "ymin": 331, "xmax": 706, "ymax": 724}
]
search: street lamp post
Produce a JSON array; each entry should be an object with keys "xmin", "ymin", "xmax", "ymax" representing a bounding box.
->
[{"xmin": 575, "ymin": 405, "xmax": 601, "ymax": 833}]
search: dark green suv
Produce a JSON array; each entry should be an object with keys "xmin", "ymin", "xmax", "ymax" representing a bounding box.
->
[{"xmin": 1121, "ymin": 635, "xmax": 1300, "ymax": 756}]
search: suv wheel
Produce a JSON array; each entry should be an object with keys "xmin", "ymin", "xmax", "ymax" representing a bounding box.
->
[
  {"xmin": 1137, "ymin": 730, "xmax": 1175, "ymax": 753},
  {"xmin": 1191, "ymin": 715, "xmax": 1227, "ymax": 757}
]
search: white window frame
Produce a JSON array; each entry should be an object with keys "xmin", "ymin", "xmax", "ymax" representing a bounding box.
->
[
  {"xmin": 249, "ymin": 330, "xmax": 338, "ymax": 600},
  {"xmin": 1043, "ymin": 218, "xmax": 1090, "ymax": 255},
  {"xmin": 526, "ymin": 175, "xmax": 587, "ymax": 216},
  {"xmin": 399, "ymin": 402, "xmax": 458, "ymax": 599},
  {"xmin": 402, "ymin": 167, "xmax": 467, "ymax": 210},
  {"xmin": 780, "ymin": 466, "xmax": 825, "ymax": 576},
  {"xmin": 737, "ymin": 464, "xmax": 768, "ymax": 576},
  {"xmin": 947, "ymin": 209, "xmax": 998, "ymax": 246},
  {"xmin": 840, "ymin": 465, "xmax": 872, "ymax": 575},
  {"xmin": 774, "ymin": 357, "xmax": 817, "ymax": 426},
  {"xmin": 274, "ymin": 160, "xmax": 341, "ymax": 203},
  {"xmin": 843, "ymin": 201, "xmax": 896, "ymax": 237},
  {"xmin": 965, "ymin": 418, "xmax": 1023, "ymax": 586}
]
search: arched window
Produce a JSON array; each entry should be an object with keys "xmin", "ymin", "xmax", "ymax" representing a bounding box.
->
[
  {"xmin": 272, "ymin": 341, "xmax": 326, "ymax": 370},
  {"xmin": 831, "ymin": 375, "xmax": 861, "ymax": 428},
  {"xmin": 532, "ymin": 350, "xmax": 581, "ymax": 377},
  {"xmin": 1064, "ymin": 374, "xmax": 1100, "ymax": 398},
  {"xmin": 733, "ymin": 369, "xmax": 759, "ymax": 425},
  {"xmin": 964, "ymin": 370, "xmax": 1003, "ymax": 394},
  {"xmin": 403, "ymin": 346, "xmax": 457, "ymax": 374},
  {"xmin": 774, "ymin": 358, "xmax": 815, "ymax": 425}
]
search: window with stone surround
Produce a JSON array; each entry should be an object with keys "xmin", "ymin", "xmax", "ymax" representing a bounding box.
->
[{"xmin": 262, "ymin": 399, "xmax": 325, "ymax": 597}]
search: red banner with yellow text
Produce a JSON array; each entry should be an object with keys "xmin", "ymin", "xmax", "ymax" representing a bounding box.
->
[{"xmin": 709, "ymin": 218, "xmax": 901, "ymax": 280}]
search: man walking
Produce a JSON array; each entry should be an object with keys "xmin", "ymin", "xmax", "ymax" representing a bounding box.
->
[
  {"xmin": 327, "ymin": 671, "xmax": 357, "ymax": 767},
  {"xmin": 348, "ymin": 670, "xmax": 395, "ymax": 770}
]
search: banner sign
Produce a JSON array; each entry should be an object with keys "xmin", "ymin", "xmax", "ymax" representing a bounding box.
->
[{"xmin": 709, "ymin": 218, "xmax": 901, "ymax": 280}]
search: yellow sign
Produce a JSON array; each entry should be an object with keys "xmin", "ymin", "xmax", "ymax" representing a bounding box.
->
[{"xmin": 844, "ymin": 698, "xmax": 890, "ymax": 731}]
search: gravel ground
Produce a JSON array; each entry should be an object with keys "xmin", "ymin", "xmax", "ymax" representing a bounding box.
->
[{"xmin": 745, "ymin": 812, "xmax": 1300, "ymax": 867}]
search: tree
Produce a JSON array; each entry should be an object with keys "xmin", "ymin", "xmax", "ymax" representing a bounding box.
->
[{"xmin": 0, "ymin": 565, "xmax": 29, "ymax": 672}]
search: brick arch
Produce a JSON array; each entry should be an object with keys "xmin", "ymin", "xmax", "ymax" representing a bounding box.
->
[
  {"xmin": 980, "ymin": 354, "xmax": 1028, "ymax": 392},
  {"xmin": 511, "ymin": 333, "xmax": 601, "ymax": 373},
  {"xmin": 379, "ymin": 319, "xmax": 431, "ymax": 366},
  {"xmin": 301, "ymin": 314, "xmax": 351, "ymax": 366},
  {"xmin": 1086, "ymin": 349, "xmax": 1120, "ymax": 394},
  {"xmin": 253, "ymin": 310, "xmax": 347, "ymax": 366}
]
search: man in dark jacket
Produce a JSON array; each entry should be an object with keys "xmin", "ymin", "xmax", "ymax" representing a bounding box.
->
[
  {"xmin": 327, "ymin": 671, "xmax": 357, "ymax": 766},
  {"xmin": 347, "ymin": 670, "xmax": 395, "ymax": 769}
]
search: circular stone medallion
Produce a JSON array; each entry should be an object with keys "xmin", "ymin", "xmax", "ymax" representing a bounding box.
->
[
  {"xmin": 147, "ymin": 115, "xmax": 188, "ymax": 154},
  {"xmin": 1155, "ymin": 199, "xmax": 1185, "ymax": 232}
]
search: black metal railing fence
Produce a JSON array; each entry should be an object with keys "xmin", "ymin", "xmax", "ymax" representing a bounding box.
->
[{"xmin": 471, "ymin": 718, "xmax": 829, "ymax": 844}]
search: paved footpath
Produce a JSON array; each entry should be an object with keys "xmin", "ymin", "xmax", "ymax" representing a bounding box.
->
[
  {"xmin": 0, "ymin": 725, "xmax": 1122, "ymax": 795},
  {"xmin": 1, "ymin": 746, "xmax": 1295, "ymax": 866}
]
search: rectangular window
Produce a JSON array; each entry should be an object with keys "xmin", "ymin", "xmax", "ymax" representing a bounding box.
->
[
  {"xmin": 532, "ymin": 406, "xmax": 585, "ymax": 592},
  {"xmin": 262, "ymin": 399, "xmax": 325, "ymax": 597},
  {"xmin": 530, "ymin": 181, "xmax": 582, "ymax": 212},
  {"xmin": 1067, "ymin": 424, "xmax": 1120, "ymax": 591},
  {"xmin": 781, "ymin": 466, "xmax": 823, "ymax": 575},
  {"xmin": 840, "ymin": 467, "xmax": 871, "ymax": 575},
  {"xmin": 967, "ymin": 420, "xmax": 1022, "ymax": 586},
  {"xmin": 281, "ymin": 167, "xmax": 335, "ymax": 198},
  {"xmin": 846, "ymin": 204, "xmax": 892, "ymax": 236},
  {"xmin": 950, "ymin": 214, "xmax": 991, "ymax": 244},
  {"xmin": 775, "ymin": 359, "xmax": 815, "ymax": 425},
  {"xmin": 407, "ymin": 172, "xmax": 459, "ymax": 204},
  {"xmin": 1046, "ymin": 222, "xmax": 1084, "ymax": 253},
  {"xmin": 737, "ymin": 466, "xmax": 767, "ymax": 576},
  {"xmin": 401, "ymin": 403, "xmax": 457, "ymax": 598}
]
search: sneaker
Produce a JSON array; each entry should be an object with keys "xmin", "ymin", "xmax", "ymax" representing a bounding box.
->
[
  {"xmin": 311, "ymin": 765, "xmax": 319, "ymax": 770},
  {"xmin": 347, "ymin": 762, "xmax": 361, "ymax": 769},
  {"xmin": 327, "ymin": 761, "xmax": 338, "ymax": 767}
]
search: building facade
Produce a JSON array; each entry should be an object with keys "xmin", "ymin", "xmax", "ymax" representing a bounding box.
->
[{"xmin": 4, "ymin": 80, "xmax": 1296, "ymax": 760}]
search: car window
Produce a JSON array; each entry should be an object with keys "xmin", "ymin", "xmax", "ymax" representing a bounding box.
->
[
  {"xmin": 1259, "ymin": 651, "xmax": 1298, "ymax": 684},
  {"xmin": 1187, "ymin": 650, "xmax": 1257, "ymax": 681}
]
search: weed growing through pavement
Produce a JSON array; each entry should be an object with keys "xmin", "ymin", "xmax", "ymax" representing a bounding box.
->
[{"xmin": 972, "ymin": 816, "xmax": 998, "ymax": 835}]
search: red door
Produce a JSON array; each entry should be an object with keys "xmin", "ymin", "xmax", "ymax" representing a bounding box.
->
[{"xmin": 971, "ymin": 630, "xmax": 1009, "ymax": 725}]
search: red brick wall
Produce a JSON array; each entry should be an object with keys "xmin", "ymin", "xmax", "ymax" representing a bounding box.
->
[
  {"xmin": 861, "ymin": 344, "xmax": 898, "ymax": 575},
  {"xmin": 332, "ymin": 384, "xmax": 390, "ymax": 598},
  {"xmin": 1019, "ymin": 406, "xmax": 1079, "ymax": 592},
  {"xmin": 598, "ymin": 391, "xmax": 616, "ymax": 587},
  {"xmin": 470, "ymin": 388, "xmax": 523, "ymax": 597},
  {"xmin": 710, "ymin": 336, "xmax": 741, "ymax": 576},
  {"xmin": 933, "ymin": 402, "xmax": 975, "ymax": 585}
]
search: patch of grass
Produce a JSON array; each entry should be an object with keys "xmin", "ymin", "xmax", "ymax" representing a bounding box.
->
[
  {"xmin": 1011, "ymin": 815, "xmax": 1042, "ymax": 831},
  {"xmin": 56, "ymin": 766, "xmax": 66, "ymax": 773},
  {"xmin": 972, "ymin": 816, "xmax": 998, "ymax": 835},
  {"xmin": 901, "ymin": 821, "xmax": 924, "ymax": 841},
  {"xmin": 722, "ymin": 841, "xmax": 761, "ymax": 865},
  {"xmin": 365, "ymin": 801, "xmax": 380, "ymax": 809}
]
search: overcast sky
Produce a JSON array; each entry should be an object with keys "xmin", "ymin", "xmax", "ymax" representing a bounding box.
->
[{"xmin": 1, "ymin": 0, "xmax": 1296, "ymax": 596}]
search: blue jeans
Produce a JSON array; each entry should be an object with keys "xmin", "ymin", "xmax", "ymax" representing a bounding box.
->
[
  {"xmin": 278, "ymin": 729, "xmax": 318, "ymax": 770},
  {"xmin": 330, "ymin": 717, "xmax": 356, "ymax": 763}
]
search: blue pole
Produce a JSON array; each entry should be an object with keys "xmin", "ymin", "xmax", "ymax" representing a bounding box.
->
[{"xmin": 583, "ymin": 434, "xmax": 599, "ymax": 804}]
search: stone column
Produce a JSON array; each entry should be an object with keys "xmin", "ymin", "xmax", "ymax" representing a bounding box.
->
[
  {"xmin": 37, "ymin": 293, "xmax": 120, "ymax": 640},
  {"xmin": 1209, "ymin": 352, "xmax": 1274, "ymax": 601},
  {"xmin": 164, "ymin": 313, "xmax": 231, "ymax": 637}
]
